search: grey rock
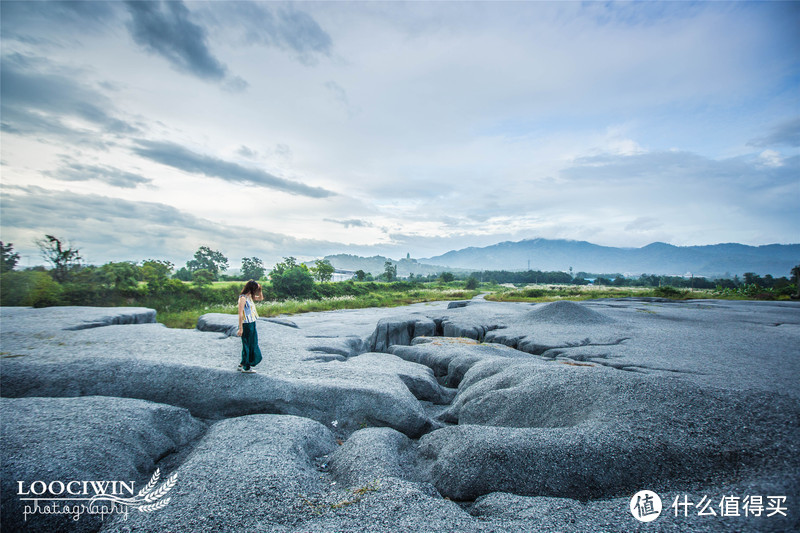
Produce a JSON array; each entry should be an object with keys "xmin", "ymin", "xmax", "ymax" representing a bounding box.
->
[
  {"xmin": 365, "ymin": 314, "xmax": 436, "ymax": 352},
  {"xmin": 391, "ymin": 337, "xmax": 532, "ymax": 388},
  {"xmin": 418, "ymin": 359, "xmax": 800, "ymax": 501},
  {"xmin": 330, "ymin": 427, "xmax": 422, "ymax": 486},
  {"xmin": 1, "ymin": 396, "xmax": 205, "ymax": 533},
  {"xmin": 0, "ymin": 306, "xmax": 155, "ymax": 332},
  {"xmin": 100, "ymin": 414, "xmax": 337, "ymax": 533},
  {"xmin": 335, "ymin": 353, "xmax": 454, "ymax": 405}
]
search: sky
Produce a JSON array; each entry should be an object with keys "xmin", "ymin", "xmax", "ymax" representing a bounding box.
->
[{"xmin": 1, "ymin": 1, "xmax": 798, "ymax": 270}]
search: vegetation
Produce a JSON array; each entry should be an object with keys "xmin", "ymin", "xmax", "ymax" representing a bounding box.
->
[{"xmin": 1, "ymin": 240, "xmax": 796, "ymax": 330}]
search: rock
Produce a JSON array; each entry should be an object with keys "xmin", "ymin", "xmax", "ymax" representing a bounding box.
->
[
  {"xmin": 100, "ymin": 415, "xmax": 337, "ymax": 533},
  {"xmin": 418, "ymin": 359, "xmax": 800, "ymax": 501},
  {"xmin": 336, "ymin": 353, "xmax": 454, "ymax": 405},
  {"xmin": 196, "ymin": 312, "xmax": 238, "ymax": 336},
  {"xmin": 330, "ymin": 427, "xmax": 422, "ymax": 486},
  {"xmin": 365, "ymin": 315, "xmax": 436, "ymax": 352},
  {"xmin": 390, "ymin": 337, "xmax": 532, "ymax": 388},
  {"xmin": 0, "ymin": 306, "xmax": 156, "ymax": 332},
  {"xmin": 525, "ymin": 300, "xmax": 615, "ymax": 324},
  {"xmin": 1, "ymin": 396, "xmax": 204, "ymax": 533}
]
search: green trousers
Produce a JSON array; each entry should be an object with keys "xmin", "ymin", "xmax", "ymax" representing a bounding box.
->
[{"xmin": 240, "ymin": 321, "xmax": 263, "ymax": 370}]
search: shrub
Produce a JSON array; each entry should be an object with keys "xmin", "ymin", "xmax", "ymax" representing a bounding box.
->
[
  {"xmin": 272, "ymin": 267, "xmax": 315, "ymax": 300},
  {"xmin": 28, "ymin": 272, "xmax": 64, "ymax": 308},
  {"xmin": 653, "ymin": 286, "xmax": 684, "ymax": 299}
]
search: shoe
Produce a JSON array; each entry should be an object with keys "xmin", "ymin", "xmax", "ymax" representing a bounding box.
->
[
  {"xmin": 237, "ymin": 365, "xmax": 243, "ymax": 372},
  {"xmin": 243, "ymin": 367, "xmax": 256, "ymax": 373}
]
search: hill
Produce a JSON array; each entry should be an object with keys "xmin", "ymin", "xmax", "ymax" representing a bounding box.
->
[
  {"xmin": 421, "ymin": 238, "xmax": 800, "ymax": 277},
  {"xmin": 321, "ymin": 254, "xmax": 466, "ymax": 277}
]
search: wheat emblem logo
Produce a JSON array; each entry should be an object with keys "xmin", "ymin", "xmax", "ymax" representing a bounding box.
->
[{"xmin": 89, "ymin": 468, "xmax": 177, "ymax": 513}]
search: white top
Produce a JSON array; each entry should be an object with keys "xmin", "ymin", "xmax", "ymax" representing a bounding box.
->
[{"xmin": 240, "ymin": 295, "xmax": 258, "ymax": 323}]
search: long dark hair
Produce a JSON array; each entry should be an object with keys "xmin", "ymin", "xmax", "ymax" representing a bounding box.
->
[{"xmin": 241, "ymin": 280, "xmax": 262, "ymax": 298}]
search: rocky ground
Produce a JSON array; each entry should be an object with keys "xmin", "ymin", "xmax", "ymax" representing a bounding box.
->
[{"xmin": 1, "ymin": 298, "xmax": 798, "ymax": 532}]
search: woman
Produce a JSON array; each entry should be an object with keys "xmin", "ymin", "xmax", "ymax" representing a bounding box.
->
[{"xmin": 237, "ymin": 280, "xmax": 263, "ymax": 373}]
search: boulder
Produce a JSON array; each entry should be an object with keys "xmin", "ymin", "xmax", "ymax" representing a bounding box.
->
[
  {"xmin": 364, "ymin": 315, "xmax": 436, "ymax": 352},
  {"xmin": 1, "ymin": 396, "xmax": 204, "ymax": 533},
  {"xmin": 100, "ymin": 414, "xmax": 337, "ymax": 533}
]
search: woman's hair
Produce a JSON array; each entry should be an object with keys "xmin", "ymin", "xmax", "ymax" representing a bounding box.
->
[{"xmin": 241, "ymin": 280, "xmax": 262, "ymax": 297}]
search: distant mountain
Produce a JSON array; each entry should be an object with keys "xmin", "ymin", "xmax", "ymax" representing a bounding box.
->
[
  {"xmin": 421, "ymin": 239, "xmax": 800, "ymax": 277},
  {"xmin": 321, "ymin": 254, "xmax": 467, "ymax": 277}
]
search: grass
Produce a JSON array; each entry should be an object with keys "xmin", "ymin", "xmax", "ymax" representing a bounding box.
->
[
  {"xmin": 485, "ymin": 284, "xmax": 718, "ymax": 303},
  {"xmin": 157, "ymin": 288, "xmax": 479, "ymax": 329}
]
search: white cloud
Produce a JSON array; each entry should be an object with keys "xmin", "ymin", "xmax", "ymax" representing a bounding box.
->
[{"xmin": 0, "ymin": 1, "xmax": 797, "ymax": 265}]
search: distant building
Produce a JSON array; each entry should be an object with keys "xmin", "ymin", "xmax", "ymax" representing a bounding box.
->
[{"xmin": 332, "ymin": 269, "xmax": 357, "ymax": 282}]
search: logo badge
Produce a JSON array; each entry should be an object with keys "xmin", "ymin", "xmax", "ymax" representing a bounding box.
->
[{"xmin": 630, "ymin": 490, "xmax": 662, "ymax": 522}]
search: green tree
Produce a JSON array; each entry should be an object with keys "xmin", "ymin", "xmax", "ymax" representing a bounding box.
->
[
  {"xmin": 186, "ymin": 246, "xmax": 228, "ymax": 280},
  {"xmin": 272, "ymin": 267, "xmax": 315, "ymax": 299},
  {"xmin": 174, "ymin": 267, "xmax": 192, "ymax": 281},
  {"xmin": 36, "ymin": 235, "xmax": 82, "ymax": 282},
  {"xmin": 29, "ymin": 271, "xmax": 64, "ymax": 308},
  {"xmin": 1, "ymin": 242, "xmax": 20, "ymax": 273},
  {"xmin": 192, "ymin": 268, "xmax": 214, "ymax": 288},
  {"xmin": 384, "ymin": 261, "xmax": 397, "ymax": 282},
  {"xmin": 271, "ymin": 256, "xmax": 304, "ymax": 276},
  {"xmin": 465, "ymin": 276, "xmax": 479, "ymax": 290},
  {"xmin": 241, "ymin": 257, "xmax": 265, "ymax": 281},
  {"xmin": 141, "ymin": 260, "xmax": 174, "ymax": 293},
  {"xmin": 439, "ymin": 272, "xmax": 455, "ymax": 283},
  {"xmin": 99, "ymin": 262, "xmax": 141, "ymax": 292},
  {"xmin": 355, "ymin": 269, "xmax": 367, "ymax": 282},
  {"xmin": 311, "ymin": 259, "xmax": 335, "ymax": 282},
  {"xmin": 792, "ymin": 265, "xmax": 800, "ymax": 299}
]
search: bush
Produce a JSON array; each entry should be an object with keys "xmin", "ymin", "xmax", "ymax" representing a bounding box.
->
[
  {"xmin": 653, "ymin": 286, "xmax": 684, "ymax": 299},
  {"xmin": 272, "ymin": 267, "xmax": 315, "ymax": 300},
  {"xmin": 465, "ymin": 277, "xmax": 479, "ymax": 290},
  {"xmin": 29, "ymin": 272, "xmax": 64, "ymax": 308},
  {"xmin": 0, "ymin": 271, "xmax": 40, "ymax": 306}
]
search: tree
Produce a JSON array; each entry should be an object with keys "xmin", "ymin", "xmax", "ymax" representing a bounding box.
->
[
  {"xmin": 792, "ymin": 265, "xmax": 800, "ymax": 299},
  {"xmin": 192, "ymin": 269, "xmax": 214, "ymax": 288},
  {"xmin": 311, "ymin": 259, "xmax": 335, "ymax": 282},
  {"xmin": 186, "ymin": 246, "xmax": 228, "ymax": 280},
  {"xmin": 99, "ymin": 262, "xmax": 141, "ymax": 292},
  {"xmin": 271, "ymin": 264, "xmax": 314, "ymax": 300},
  {"xmin": 174, "ymin": 267, "xmax": 192, "ymax": 281},
  {"xmin": 384, "ymin": 261, "xmax": 397, "ymax": 282},
  {"xmin": 1, "ymin": 242, "xmax": 20, "ymax": 273},
  {"xmin": 241, "ymin": 257, "xmax": 265, "ymax": 281},
  {"xmin": 36, "ymin": 235, "xmax": 82, "ymax": 282},
  {"xmin": 271, "ymin": 257, "xmax": 304, "ymax": 276},
  {"xmin": 141, "ymin": 260, "xmax": 174, "ymax": 293},
  {"xmin": 465, "ymin": 276, "xmax": 479, "ymax": 290},
  {"xmin": 439, "ymin": 272, "xmax": 455, "ymax": 283},
  {"xmin": 355, "ymin": 269, "xmax": 367, "ymax": 282}
]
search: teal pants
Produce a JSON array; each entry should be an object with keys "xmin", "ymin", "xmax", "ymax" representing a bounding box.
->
[{"xmin": 240, "ymin": 321, "xmax": 263, "ymax": 370}]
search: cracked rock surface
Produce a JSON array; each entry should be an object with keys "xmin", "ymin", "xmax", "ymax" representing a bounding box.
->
[{"xmin": 1, "ymin": 298, "xmax": 799, "ymax": 532}]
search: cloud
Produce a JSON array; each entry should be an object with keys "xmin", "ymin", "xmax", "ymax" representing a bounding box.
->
[
  {"xmin": 0, "ymin": 53, "xmax": 137, "ymax": 143},
  {"xmin": 748, "ymin": 117, "xmax": 800, "ymax": 148},
  {"xmin": 323, "ymin": 218, "xmax": 373, "ymax": 228},
  {"xmin": 216, "ymin": 3, "xmax": 332, "ymax": 64},
  {"xmin": 124, "ymin": 0, "xmax": 231, "ymax": 82},
  {"xmin": 0, "ymin": 1, "xmax": 118, "ymax": 42},
  {"xmin": 132, "ymin": 140, "xmax": 335, "ymax": 198},
  {"xmin": 47, "ymin": 160, "xmax": 152, "ymax": 189},
  {"xmin": 0, "ymin": 186, "xmax": 342, "ymax": 266}
]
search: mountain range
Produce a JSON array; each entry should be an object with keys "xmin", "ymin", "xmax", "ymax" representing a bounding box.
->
[
  {"xmin": 325, "ymin": 239, "xmax": 799, "ymax": 278},
  {"xmin": 421, "ymin": 239, "xmax": 799, "ymax": 277}
]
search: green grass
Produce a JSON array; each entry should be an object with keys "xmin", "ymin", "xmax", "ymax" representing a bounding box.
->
[
  {"xmin": 485, "ymin": 284, "xmax": 719, "ymax": 303},
  {"xmin": 157, "ymin": 288, "xmax": 479, "ymax": 329}
]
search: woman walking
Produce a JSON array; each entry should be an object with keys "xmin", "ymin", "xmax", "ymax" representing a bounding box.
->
[{"xmin": 237, "ymin": 280, "xmax": 263, "ymax": 373}]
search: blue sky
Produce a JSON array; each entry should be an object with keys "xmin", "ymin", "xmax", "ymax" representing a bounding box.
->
[{"xmin": 1, "ymin": 1, "xmax": 798, "ymax": 269}]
